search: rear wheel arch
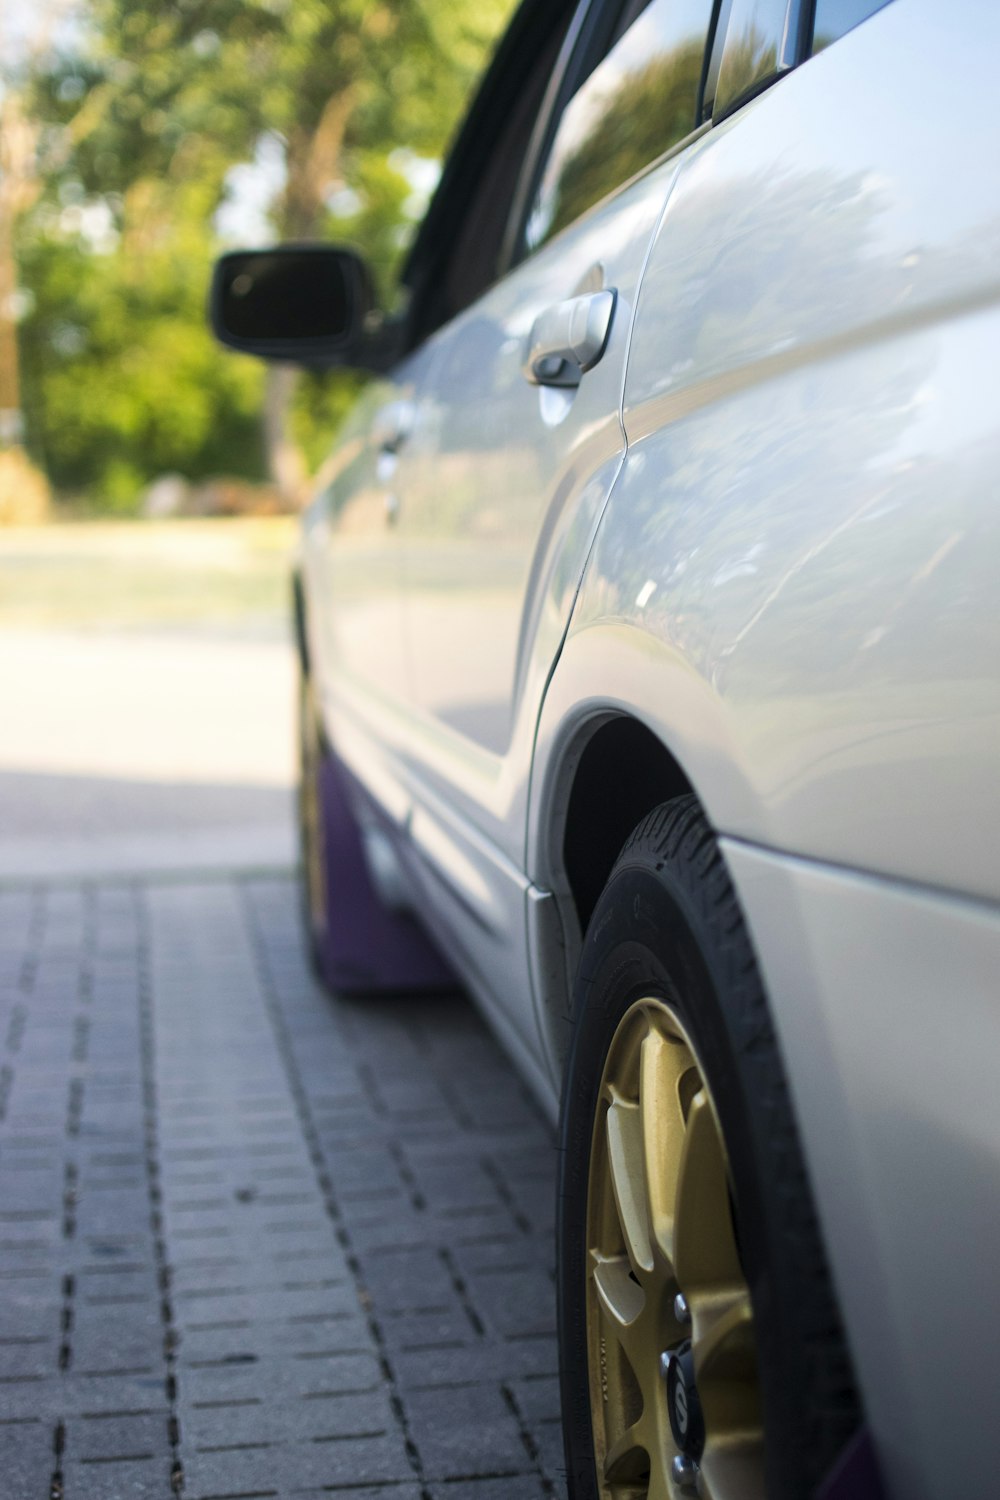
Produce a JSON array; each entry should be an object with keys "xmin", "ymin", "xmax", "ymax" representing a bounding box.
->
[
  {"xmin": 531, "ymin": 713, "xmax": 700, "ymax": 1069},
  {"xmin": 552, "ymin": 712, "xmax": 697, "ymax": 938}
]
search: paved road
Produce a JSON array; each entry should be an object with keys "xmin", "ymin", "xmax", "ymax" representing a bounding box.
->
[
  {"xmin": 0, "ymin": 522, "xmax": 564, "ymax": 1498},
  {"xmin": 0, "ymin": 876, "xmax": 562, "ymax": 1499}
]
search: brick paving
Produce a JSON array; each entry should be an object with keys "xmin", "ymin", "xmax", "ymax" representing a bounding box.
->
[{"xmin": 0, "ymin": 874, "xmax": 563, "ymax": 1499}]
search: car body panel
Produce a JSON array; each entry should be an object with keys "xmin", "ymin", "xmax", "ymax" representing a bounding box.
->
[
  {"xmin": 301, "ymin": 370, "xmax": 421, "ymax": 709},
  {"xmin": 389, "ymin": 161, "xmax": 680, "ymax": 854},
  {"xmin": 723, "ymin": 838, "xmax": 1000, "ymax": 1500},
  {"xmin": 588, "ymin": 0, "xmax": 1000, "ymax": 901},
  {"xmin": 537, "ymin": 299, "xmax": 1000, "ymax": 902}
]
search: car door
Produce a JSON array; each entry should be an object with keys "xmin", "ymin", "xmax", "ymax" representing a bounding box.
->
[
  {"xmin": 302, "ymin": 376, "xmax": 418, "ymax": 722},
  {"xmin": 396, "ymin": 0, "xmax": 716, "ymax": 818},
  {"xmin": 381, "ymin": 0, "xmax": 718, "ymax": 1058}
]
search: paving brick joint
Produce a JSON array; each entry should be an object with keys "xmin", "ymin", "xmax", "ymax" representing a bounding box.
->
[{"xmin": 0, "ymin": 875, "xmax": 564, "ymax": 1499}]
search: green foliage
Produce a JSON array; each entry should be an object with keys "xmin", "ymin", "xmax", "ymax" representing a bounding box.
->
[
  {"xmin": 289, "ymin": 368, "xmax": 366, "ymax": 477},
  {"xmin": 15, "ymin": 0, "xmax": 516, "ymax": 510},
  {"xmin": 19, "ymin": 185, "xmax": 265, "ymax": 510},
  {"xmin": 325, "ymin": 149, "xmax": 416, "ymax": 303}
]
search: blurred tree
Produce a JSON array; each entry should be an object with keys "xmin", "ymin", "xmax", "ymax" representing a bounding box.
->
[
  {"xmin": 0, "ymin": 88, "xmax": 36, "ymax": 450},
  {"xmin": 18, "ymin": 181, "xmax": 267, "ymax": 510},
  {"xmin": 14, "ymin": 0, "xmax": 514, "ymax": 511}
]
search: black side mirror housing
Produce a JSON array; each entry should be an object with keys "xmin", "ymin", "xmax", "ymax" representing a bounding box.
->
[{"xmin": 209, "ymin": 245, "xmax": 387, "ymax": 369}]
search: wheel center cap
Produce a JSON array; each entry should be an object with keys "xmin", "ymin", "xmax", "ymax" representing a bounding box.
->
[{"xmin": 664, "ymin": 1341, "xmax": 705, "ymax": 1458}]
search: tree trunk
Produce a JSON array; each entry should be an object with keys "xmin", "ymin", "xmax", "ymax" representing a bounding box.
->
[
  {"xmin": 0, "ymin": 94, "xmax": 32, "ymax": 449},
  {"xmin": 262, "ymin": 87, "xmax": 357, "ymax": 507},
  {"xmin": 0, "ymin": 213, "xmax": 23, "ymax": 449},
  {"xmin": 264, "ymin": 364, "xmax": 308, "ymax": 507}
]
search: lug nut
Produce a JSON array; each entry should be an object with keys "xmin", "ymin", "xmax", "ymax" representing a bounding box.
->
[
  {"xmin": 659, "ymin": 1349, "xmax": 673, "ymax": 1379},
  {"xmin": 671, "ymin": 1453, "xmax": 699, "ymax": 1490},
  {"xmin": 674, "ymin": 1291, "xmax": 691, "ymax": 1324}
]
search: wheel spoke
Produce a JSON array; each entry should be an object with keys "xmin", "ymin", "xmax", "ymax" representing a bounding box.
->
[
  {"xmin": 638, "ymin": 1027, "xmax": 686, "ymax": 1266},
  {"xmin": 603, "ymin": 1417, "xmax": 652, "ymax": 1483},
  {"xmin": 607, "ymin": 1091, "xmax": 654, "ymax": 1275},
  {"xmin": 586, "ymin": 997, "xmax": 764, "ymax": 1500},
  {"xmin": 698, "ymin": 1433, "xmax": 767, "ymax": 1500},
  {"xmin": 692, "ymin": 1289, "xmax": 754, "ymax": 1380},
  {"xmin": 693, "ymin": 1291, "xmax": 762, "ymax": 1492},
  {"xmin": 673, "ymin": 1088, "xmax": 741, "ymax": 1293},
  {"xmin": 644, "ymin": 1457, "xmax": 673, "ymax": 1500},
  {"xmin": 592, "ymin": 1251, "xmax": 644, "ymax": 1340}
]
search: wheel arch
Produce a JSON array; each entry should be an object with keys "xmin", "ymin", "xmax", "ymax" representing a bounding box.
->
[
  {"xmin": 291, "ymin": 568, "xmax": 310, "ymax": 676},
  {"xmin": 528, "ymin": 702, "xmax": 709, "ymax": 1078},
  {"xmin": 526, "ymin": 603, "xmax": 769, "ymax": 1080},
  {"xmin": 559, "ymin": 713, "xmax": 695, "ymax": 937},
  {"xmin": 528, "ymin": 621, "xmax": 761, "ymax": 937}
]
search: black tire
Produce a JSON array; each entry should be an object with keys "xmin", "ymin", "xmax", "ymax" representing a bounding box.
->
[
  {"xmin": 296, "ymin": 661, "xmax": 328, "ymax": 978},
  {"xmin": 558, "ymin": 795, "xmax": 860, "ymax": 1500}
]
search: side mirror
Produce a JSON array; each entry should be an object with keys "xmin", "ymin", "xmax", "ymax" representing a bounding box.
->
[{"xmin": 209, "ymin": 245, "xmax": 379, "ymax": 368}]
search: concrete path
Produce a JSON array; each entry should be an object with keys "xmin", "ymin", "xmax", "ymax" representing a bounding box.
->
[
  {"xmin": 0, "ymin": 518, "xmax": 298, "ymax": 881},
  {"xmin": 0, "ymin": 628, "xmax": 297, "ymax": 880}
]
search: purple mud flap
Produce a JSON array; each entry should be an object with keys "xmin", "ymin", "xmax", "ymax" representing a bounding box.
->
[
  {"xmin": 816, "ymin": 1427, "xmax": 888, "ymax": 1500},
  {"xmin": 315, "ymin": 751, "xmax": 457, "ymax": 994}
]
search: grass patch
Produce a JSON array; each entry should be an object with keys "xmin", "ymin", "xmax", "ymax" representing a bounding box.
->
[{"xmin": 0, "ymin": 517, "xmax": 297, "ymax": 632}]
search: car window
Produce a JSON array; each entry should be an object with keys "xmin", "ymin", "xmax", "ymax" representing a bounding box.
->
[
  {"xmin": 810, "ymin": 0, "xmax": 892, "ymax": 52},
  {"xmin": 524, "ymin": 0, "xmax": 716, "ymax": 254},
  {"xmin": 706, "ymin": 0, "xmax": 797, "ymax": 119}
]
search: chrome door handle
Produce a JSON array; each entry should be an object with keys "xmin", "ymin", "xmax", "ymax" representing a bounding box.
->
[
  {"xmin": 522, "ymin": 289, "xmax": 616, "ymax": 388},
  {"xmin": 372, "ymin": 398, "xmax": 414, "ymax": 454}
]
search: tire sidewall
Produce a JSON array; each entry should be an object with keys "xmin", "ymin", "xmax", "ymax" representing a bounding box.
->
[{"xmin": 296, "ymin": 666, "xmax": 328, "ymax": 968}]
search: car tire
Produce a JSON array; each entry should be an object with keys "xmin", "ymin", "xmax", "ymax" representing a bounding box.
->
[
  {"xmin": 296, "ymin": 658, "xmax": 454, "ymax": 996},
  {"xmin": 297, "ymin": 663, "xmax": 333, "ymax": 979},
  {"xmin": 557, "ymin": 795, "xmax": 861, "ymax": 1500}
]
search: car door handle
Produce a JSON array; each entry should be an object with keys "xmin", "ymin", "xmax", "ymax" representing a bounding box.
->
[
  {"xmin": 522, "ymin": 289, "xmax": 616, "ymax": 388},
  {"xmin": 372, "ymin": 398, "xmax": 414, "ymax": 455}
]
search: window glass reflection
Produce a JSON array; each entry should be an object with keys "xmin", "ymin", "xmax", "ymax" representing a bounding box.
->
[
  {"xmin": 526, "ymin": 0, "xmax": 714, "ymax": 252},
  {"xmin": 714, "ymin": 0, "xmax": 790, "ymax": 115},
  {"xmin": 812, "ymin": 0, "xmax": 892, "ymax": 53}
]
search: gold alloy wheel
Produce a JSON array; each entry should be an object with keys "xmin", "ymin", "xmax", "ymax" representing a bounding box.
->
[
  {"xmin": 299, "ymin": 680, "xmax": 328, "ymax": 934},
  {"xmin": 586, "ymin": 997, "xmax": 764, "ymax": 1500}
]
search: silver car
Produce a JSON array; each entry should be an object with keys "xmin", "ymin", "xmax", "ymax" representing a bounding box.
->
[{"xmin": 211, "ymin": 0, "xmax": 1000, "ymax": 1496}]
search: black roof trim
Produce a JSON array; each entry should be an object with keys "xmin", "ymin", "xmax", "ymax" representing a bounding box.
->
[{"xmin": 399, "ymin": 0, "xmax": 578, "ymax": 322}]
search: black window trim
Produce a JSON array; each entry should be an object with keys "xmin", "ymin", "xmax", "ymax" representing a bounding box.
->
[
  {"xmin": 398, "ymin": 0, "xmax": 581, "ymax": 352},
  {"xmin": 704, "ymin": 0, "xmax": 812, "ymax": 123},
  {"xmin": 806, "ymin": 0, "xmax": 894, "ymax": 57},
  {"xmin": 498, "ymin": 0, "xmax": 612, "ymax": 273}
]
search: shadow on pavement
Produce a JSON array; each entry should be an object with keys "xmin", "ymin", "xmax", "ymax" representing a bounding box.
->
[{"xmin": 0, "ymin": 769, "xmax": 296, "ymax": 879}]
